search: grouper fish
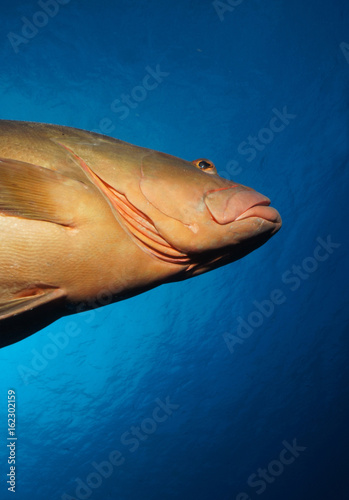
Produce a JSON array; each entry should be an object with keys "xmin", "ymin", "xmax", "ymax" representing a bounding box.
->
[{"xmin": 0, "ymin": 120, "xmax": 281, "ymax": 347}]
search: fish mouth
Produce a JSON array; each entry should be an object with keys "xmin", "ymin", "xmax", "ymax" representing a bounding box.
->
[
  {"xmin": 204, "ymin": 186, "xmax": 281, "ymax": 225},
  {"xmin": 235, "ymin": 202, "xmax": 281, "ymax": 224}
]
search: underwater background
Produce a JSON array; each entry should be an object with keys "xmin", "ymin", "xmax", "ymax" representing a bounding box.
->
[{"xmin": 0, "ymin": 0, "xmax": 348, "ymax": 499}]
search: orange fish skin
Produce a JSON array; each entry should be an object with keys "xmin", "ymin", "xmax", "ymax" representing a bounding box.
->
[{"xmin": 0, "ymin": 120, "xmax": 281, "ymax": 347}]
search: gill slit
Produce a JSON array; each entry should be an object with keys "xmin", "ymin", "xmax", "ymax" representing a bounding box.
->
[{"xmin": 56, "ymin": 142, "xmax": 191, "ymax": 265}]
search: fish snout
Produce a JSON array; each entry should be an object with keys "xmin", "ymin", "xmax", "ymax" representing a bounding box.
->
[{"xmin": 204, "ymin": 185, "xmax": 281, "ymax": 225}]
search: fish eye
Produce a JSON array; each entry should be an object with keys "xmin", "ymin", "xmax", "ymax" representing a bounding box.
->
[{"xmin": 192, "ymin": 158, "xmax": 217, "ymax": 174}]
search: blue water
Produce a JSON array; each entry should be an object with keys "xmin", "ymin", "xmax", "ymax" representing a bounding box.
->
[{"xmin": 0, "ymin": 1, "xmax": 348, "ymax": 499}]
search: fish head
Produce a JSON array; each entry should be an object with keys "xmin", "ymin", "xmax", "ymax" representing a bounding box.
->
[{"xmin": 126, "ymin": 151, "xmax": 282, "ymax": 275}]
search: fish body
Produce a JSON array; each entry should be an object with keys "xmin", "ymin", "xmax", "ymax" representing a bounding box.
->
[{"xmin": 0, "ymin": 120, "xmax": 281, "ymax": 347}]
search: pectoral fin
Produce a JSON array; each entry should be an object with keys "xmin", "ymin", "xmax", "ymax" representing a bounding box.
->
[
  {"xmin": 0, "ymin": 288, "xmax": 67, "ymax": 348},
  {"xmin": 0, "ymin": 288, "xmax": 66, "ymax": 320},
  {"xmin": 0, "ymin": 157, "xmax": 95, "ymax": 226}
]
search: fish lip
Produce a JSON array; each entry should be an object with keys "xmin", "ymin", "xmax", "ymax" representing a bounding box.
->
[
  {"xmin": 204, "ymin": 186, "xmax": 275, "ymax": 225},
  {"xmin": 235, "ymin": 199, "xmax": 271, "ymax": 219},
  {"xmin": 235, "ymin": 202, "xmax": 282, "ymax": 224}
]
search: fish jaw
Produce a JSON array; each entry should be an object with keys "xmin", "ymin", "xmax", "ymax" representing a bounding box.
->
[
  {"xmin": 204, "ymin": 185, "xmax": 281, "ymax": 226},
  {"xmin": 198, "ymin": 185, "xmax": 282, "ymax": 260}
]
